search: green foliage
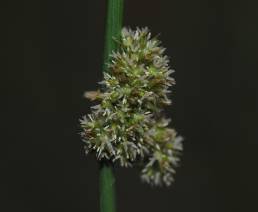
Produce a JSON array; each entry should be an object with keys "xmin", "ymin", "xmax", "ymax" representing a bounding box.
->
[{"xmin": 80, "ymin": 28, "xmax": 183, "ymax": 186}]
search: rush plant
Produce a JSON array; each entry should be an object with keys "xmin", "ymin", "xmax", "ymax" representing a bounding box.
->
[{"xmin": 80, "ymin": 0, "xmax": 182, "ymax": 211}]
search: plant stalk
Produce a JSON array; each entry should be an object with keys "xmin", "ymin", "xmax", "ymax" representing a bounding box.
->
[
  {"xmin": 103, "ymin": 0, "xmax": 124, "ymax": 71},
  {"xmin": 100, "ymin": 0, "xmax": 124, "ymax": 212},
  {"xmin": 99, "ymin": 162, "xmax": 116, "ymax": 212}
]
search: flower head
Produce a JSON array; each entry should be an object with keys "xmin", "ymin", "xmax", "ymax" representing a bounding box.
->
[{"xmin": 80, "ymin": 27, "xmax": 183, "ymax": 186}]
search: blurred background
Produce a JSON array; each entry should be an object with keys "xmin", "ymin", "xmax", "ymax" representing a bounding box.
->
[{"xmin": 3, "ymin": 0, "xmax": 258, "ymax": 211}]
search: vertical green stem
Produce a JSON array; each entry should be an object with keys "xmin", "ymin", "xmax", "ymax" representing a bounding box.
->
[
  {"xmin": 100, "ymin": 0, "xmax": 124, "ymax": 212},
  {"xmin": 99, "ymin": 162, "xmax": 116, "ymax": 212},
  {"xmin": 103, "ymin": 0, "xmax": 124, "ymax": 71}
]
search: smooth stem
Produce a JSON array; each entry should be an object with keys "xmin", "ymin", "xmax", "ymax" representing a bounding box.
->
[
  {"xmin": 103, "ymin": 0, "xmax": 124, "ymax": 71},
  {"xmin": 100, "ymin": 0, "xmax": 124, "ymax": 212},
  {"xmin": 99, "ymin": 162, "xmax": 116, "ymax": 212}
]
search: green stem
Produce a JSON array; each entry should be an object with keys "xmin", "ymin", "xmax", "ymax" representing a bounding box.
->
[
  {"xmin": 100, "ymin": 0, "xmax": 124, "ymax": 212},
  {"xmin": 99, "ymin": 162, "xmax": 116, "ymax": 212},
  {"xmin": 103, "ymin": 0, "xmax": 124, "ymax": 71}
]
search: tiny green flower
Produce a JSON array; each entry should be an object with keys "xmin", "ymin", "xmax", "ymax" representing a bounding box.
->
[{"xmin": 80, "ymin": 27, "xmax": 183, "ymax": 186}]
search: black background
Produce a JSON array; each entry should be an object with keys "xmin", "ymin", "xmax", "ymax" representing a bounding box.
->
[{"xmin": 3, "ymin": 0, "xmax": 258, "ymax": 211}]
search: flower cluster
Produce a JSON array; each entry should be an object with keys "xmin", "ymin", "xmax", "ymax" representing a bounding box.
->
[{"xmin": 80, "ymin": 27, "xmax": 183, "ymax": 186}]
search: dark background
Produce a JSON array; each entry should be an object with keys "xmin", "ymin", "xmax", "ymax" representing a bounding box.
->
[{"xmin": 3, "ymin": 0, "xmax": 258, "ymax": 211}]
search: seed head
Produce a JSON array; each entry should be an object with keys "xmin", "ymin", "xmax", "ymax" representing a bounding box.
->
[{"xmin": 80, "ymin": 27, "xmax": 183, "ymax": 186}]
